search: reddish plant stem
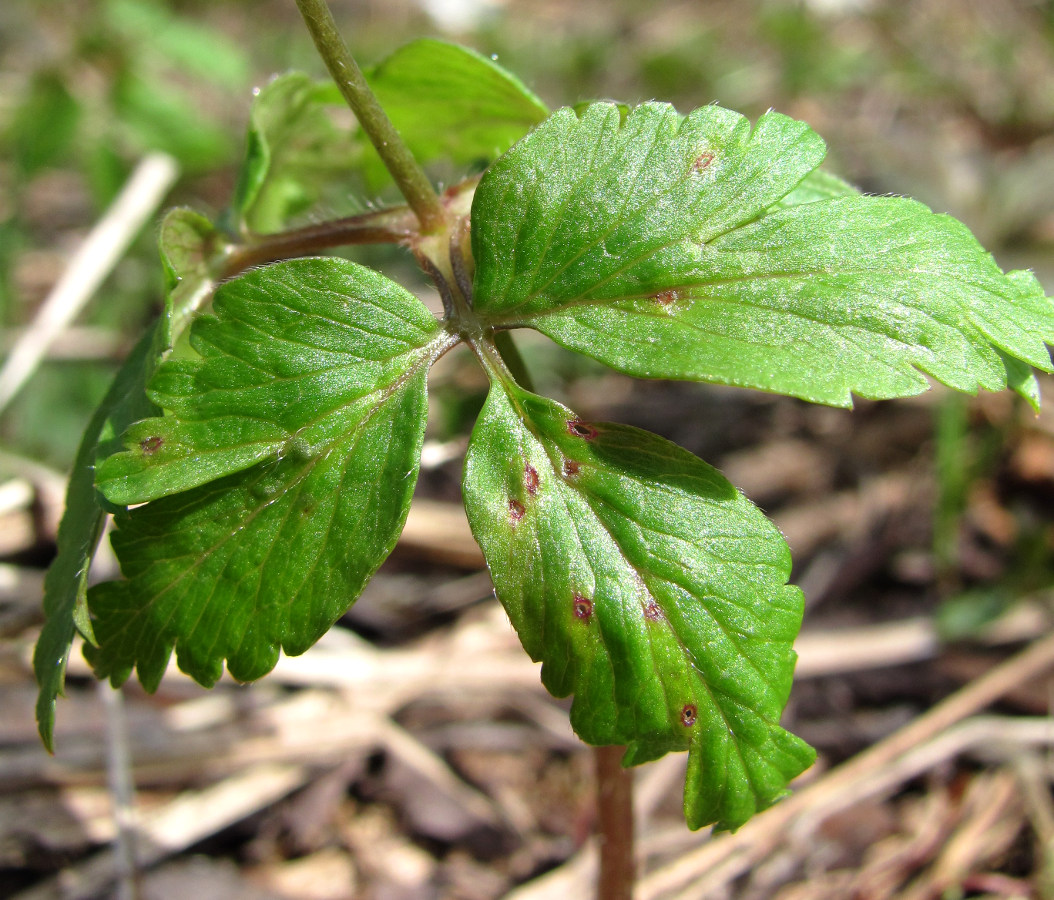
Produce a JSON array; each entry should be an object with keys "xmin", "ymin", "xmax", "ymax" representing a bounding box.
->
[
  {"xmin": 595, "ymin": 744, "xmax": 635, "ymax": 900},
  {"xmin": 222, "ymin": 208, "xmax": 418, "ymax": 277}
]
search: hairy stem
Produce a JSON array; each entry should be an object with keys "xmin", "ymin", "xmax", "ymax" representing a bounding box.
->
[
  {"xmin": 223, "ymin": 207, "xmax": 418, "ymax": 277},
  {"xmin": 595, "ymin": 745, "xmax": 635, "ymax": 900},
  {"xmin": 293, "ymin": 0, "xmax": 444, "ymax": 232}
]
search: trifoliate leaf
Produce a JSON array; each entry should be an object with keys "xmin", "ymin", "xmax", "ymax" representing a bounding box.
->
[
  {"xmin": 471, "ymin": 102, "xmax": 1054, "ymax": 407},
  {"xmin": 88, "ymin": 258, "xmax": 448, "ymax": 689},
  {"xmin": 462, "ymin": 374, "xmax": 814, "ymax": 831},
  {"xmin": 363, "ymin": 39, "xmax": 548, "ymax": 185}
]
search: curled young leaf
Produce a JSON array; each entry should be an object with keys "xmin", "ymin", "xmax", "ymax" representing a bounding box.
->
[{"xmin": 233, "ymin": 72, "xmax": 357, "ymax": 234}]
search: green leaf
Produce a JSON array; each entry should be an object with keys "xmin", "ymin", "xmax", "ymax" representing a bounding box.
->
[
  {"xmin": 462, "ymin": 373, "xmax": 814, "ymax": 831},
  {"xmin": 362, "ymin": 39, "xmax": 549, "ymax": 184},
  {"xmin": 34, "ymin": 204, "xmax": 228, "ymax": 749},
  {"xmin": 156, "ymin": 208, "xmax": 228, "ymax": 342},
  {"xmin": 112, "ymin": 71, "xmax": 232, "ymax": 172},
  {"xmin": 232, "ymin": 73, "xmax": 357, "ymax": 234},
  {"xmin": 471, "ymin": 103, "xmax": 1054, "ymax": 407},
  {"xmin": 34, "ymin": 326, "xmax": 161, "ymax": 751},
  {"xmin": 10, "ymin": 70, "xmax": 81, "ymax": 175},
  {"xmin": 88, "ymin": 258, "xmax": 447, "ymax": 689},
  {"xmin": 772, "ymin": 167, "xmax": 859, "ymax": 208}
]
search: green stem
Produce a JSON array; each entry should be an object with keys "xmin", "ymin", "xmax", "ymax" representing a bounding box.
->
[
  {"xmin": 293, "ymin": 0, "xmax": 444, "ymax": 232},
  {"xmin": 493, "ymin": 330, "xmax": 534, "ymax": 391}
]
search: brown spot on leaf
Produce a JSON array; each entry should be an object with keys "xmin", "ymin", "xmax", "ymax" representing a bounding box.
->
[
  {"xmin": 573, "ymin": 594, "xmax": 593, "ymax": 622},
  {"xmin": 653, "ymin": 289, "xmax": 680, "ymax": 307},
  {"xmin": 562, "ymin": 459, "xmax": 581, "ymax": 478},
  {"xmin": 508, "ymin": 499, "xmax": 526, "ymax": 523},
  {"xmin": 567, "ymin": 419, "xmax": 598, "ymax": 440},
  {"xmin": 139, "ymin": 436, "xmax": 164, "ymax": 455},
  {"xmin": 643, "ymin": 601, "xmax": 663, "ymax": 621},
  {"xmin": 681, "ymin": 704, "xmax": 698, "ymax": 727},
  {"xmin": 692, "ymin": 151, "xmax": 715, "ymax": 173},
  {"xmin": 524, "ymin": 464, "xmax": 539, "ymax": 495}
]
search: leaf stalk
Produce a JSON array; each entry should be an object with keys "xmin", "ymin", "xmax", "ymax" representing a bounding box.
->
[{"xmin": 223, "ymin": 207, "xmax": 418, "ymax": 277}]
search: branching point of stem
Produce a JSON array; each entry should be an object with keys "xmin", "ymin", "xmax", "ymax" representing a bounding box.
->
[{"xmin": 293, "ymin": 0, "xmax": 444, "ymax": 233}]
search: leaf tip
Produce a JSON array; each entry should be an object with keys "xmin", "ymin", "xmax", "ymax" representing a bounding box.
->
[{"xmin": 35, "ymin": 700, "xmax": 57, "ymax": 755}]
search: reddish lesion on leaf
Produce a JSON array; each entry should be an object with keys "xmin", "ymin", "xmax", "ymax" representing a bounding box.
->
[
  {"xmin": 692, "ymin": 150, "xmax": 715, "ymax": 173},
  {"xmin": 567, "ymin": 419, "xmax": 598, "ymax": 440},
  {"xmin": 524, "ymin": 463, "xmax": 540, "ymax": 495},
  {"xmin": 572, "ymin": 594, "xmax": 594, "ymax": 622},
  {"xmin": 643, "ymin": 599, "xmax": 663, "ymax": 621},
  {"xmin": 652, "ymin": 289, "xmax": 680, "ymax": 307},
  {"xmin": 562, "ymin": 458, "xmax": 581, "ymax": 478},
  {"xmin": 139, "ymin": 436, "xmax": 164, "ymax": 455},
  {"xmin": 508, "ymin": 498, "xmax": 526, "ymax": 523},
  {"xmin": 680, "ymin": 704, "xmax": 698, "ymax": 727}
]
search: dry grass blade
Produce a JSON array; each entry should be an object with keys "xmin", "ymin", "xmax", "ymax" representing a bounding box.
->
[
  {"xmin": 638, "ymin": 630, "xmax": 1054, "ymax": 899},
  {"xmin": 10, "ymin": 763, "xmax": 310, "ymax": 900},
  {"xmin": 0, "ymin": 153, "xmax": 178, "ymax": 414}
]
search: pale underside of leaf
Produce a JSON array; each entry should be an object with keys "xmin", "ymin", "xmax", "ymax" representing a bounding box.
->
[
  {"xmin": 462, "ymin": 377, "xmax": 814, "ymax": 830},
  {"xmin": 472, "ymin": 102, "xmax": 1054, "ymax": 407}
]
